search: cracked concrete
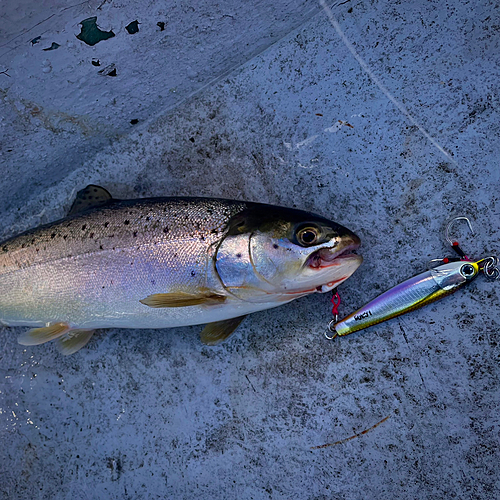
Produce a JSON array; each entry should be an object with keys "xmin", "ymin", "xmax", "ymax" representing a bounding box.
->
[{"xmin": 1, "ymin": 0, "xmax": 499, "ymax": 498}]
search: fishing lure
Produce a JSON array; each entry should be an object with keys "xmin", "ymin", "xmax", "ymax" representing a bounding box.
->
[{"xmin": 326, "ymin": 217, "xmax": 499, "ymax": 339}]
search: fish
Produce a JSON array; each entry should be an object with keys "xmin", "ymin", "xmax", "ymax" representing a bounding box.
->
[
  {"xmin": 0, "ymin": 185, "xmax": 362, "ymax": 354},
  {"xmin": 333, "ymin": 259, "xmax": 481, "ymax": 336}
]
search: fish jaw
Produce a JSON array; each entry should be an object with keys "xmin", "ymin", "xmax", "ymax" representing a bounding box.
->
[
  {"xmin": 313, "ymin": 253, "xmax": 363, "ymax": 293},
  {"xmin": 282, "ymin": 235, "xmax": 362, "ymax": 295}
]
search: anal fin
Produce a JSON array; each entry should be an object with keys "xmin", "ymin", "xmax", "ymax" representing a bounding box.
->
[
  {"xmin": 18, "ymin": 322, "xmax": 70, "ymax": 346},
  {"xmin": 140, "ymin": 292, "xmax": 226, "ymax": 308},
  {"xmin": 200, "ymin": 315, "xmax": 247, "ymax": 346},
  {"xmin": 56, "ymin": 329, "xmax": 95, "ymax": 355}
]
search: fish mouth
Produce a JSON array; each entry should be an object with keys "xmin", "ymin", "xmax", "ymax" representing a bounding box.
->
[
  {"xmin": 306, "ymin": 236, "xmax": 361, "ymax": 270},
  {"xmin": 304, "ymin": 236, "xmax": 362, "ymax": 293}
]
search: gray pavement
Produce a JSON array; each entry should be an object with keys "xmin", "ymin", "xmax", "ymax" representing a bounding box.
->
[{"xmin": 1, "ymin": 0, "xmax": 499, "ymax": 498}]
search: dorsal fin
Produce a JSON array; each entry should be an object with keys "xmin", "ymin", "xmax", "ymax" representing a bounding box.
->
[{"xmin": 68, "ymin": 185, "xmax": 114, "ymax": 216}]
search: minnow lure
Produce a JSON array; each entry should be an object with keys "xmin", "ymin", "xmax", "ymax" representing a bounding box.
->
[{"xmin": 326, "ymin": 217, "xmax": 499, "ymax": 339}]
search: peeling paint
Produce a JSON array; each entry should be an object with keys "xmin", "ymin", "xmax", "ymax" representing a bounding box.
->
[{"xmin": 76, "ymin": 17, "xmax": 115, "ymax": 46}]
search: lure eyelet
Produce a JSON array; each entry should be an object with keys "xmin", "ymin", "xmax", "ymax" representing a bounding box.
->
[{"xmin": 324, "ymin": 319, "xmax": 338, "ymax": 340}]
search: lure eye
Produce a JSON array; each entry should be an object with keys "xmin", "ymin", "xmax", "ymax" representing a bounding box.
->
[
  {"xmin": 460, "ymin": 263, "xmax": 476, "ymax": 278},
  {"xmin": 297, "ymin": 227, "xmax": 319, "ymax": 246}
]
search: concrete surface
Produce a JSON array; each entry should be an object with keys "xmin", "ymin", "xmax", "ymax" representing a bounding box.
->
[{"xmin": 1, "ymin": 0, "xmax": 499, "ymax": 498}]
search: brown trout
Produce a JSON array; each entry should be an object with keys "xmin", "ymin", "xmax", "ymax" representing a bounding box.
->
[{"xmin": 0, "ymin": 185, "xmax": 362, "ymax": 354}]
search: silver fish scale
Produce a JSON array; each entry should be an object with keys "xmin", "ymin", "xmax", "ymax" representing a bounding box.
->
[
  {"xmin": 0, "ymin": 198, "xmax": 246, "ymax": 273},
  {"xmin": 0, "ymin": 198, "xmax": 248, "ymax": 328}
]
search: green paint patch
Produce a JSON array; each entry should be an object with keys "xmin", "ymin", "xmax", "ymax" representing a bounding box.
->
[
  {"xmin": 76, "ymin": 17, "xmax": 115, "ymax": 46},
  {"xmin": 43, "ymin": 42, "xmax": 60, "ymax": 51},
  {"xmin": 125, "ymin": 20, "xmax": 140, "ymax": 34}
]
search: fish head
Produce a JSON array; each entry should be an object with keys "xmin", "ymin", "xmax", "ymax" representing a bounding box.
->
[{"xmin": 215, "ymin": 204, "xmax": 362, "ymax": 301}]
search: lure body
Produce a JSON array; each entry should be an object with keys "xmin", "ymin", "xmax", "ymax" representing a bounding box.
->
[{"xmin": 334, "ymin": 260, "xmax": 479, "ymax": 335}]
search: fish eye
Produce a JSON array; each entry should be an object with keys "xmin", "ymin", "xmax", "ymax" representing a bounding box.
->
[
  {"xmin": 460, "ymin": 263, "xmax": 476, "ymax": 278},
  {"xmin": 296, "ymin": 226, "xmax": 320, "ymax": 246}
]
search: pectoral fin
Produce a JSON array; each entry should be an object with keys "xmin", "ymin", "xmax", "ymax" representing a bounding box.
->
[
  {"xmin": 200, "ymin": 315, "xmax": 247, "ymax": 346},
  {"xmin": 140, "ymin": 292, "xmax": 226, "ymax": 308},
  {"xmin": 56, "ymin": 329, "xmax": 95, "ymax": 355},
  {"xmin": 18, "ymin": 322, "xmax": 71, "ymax": 346}
]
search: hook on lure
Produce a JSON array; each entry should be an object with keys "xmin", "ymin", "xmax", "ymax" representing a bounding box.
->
[
  {"xmin": 429, "ymin": 216, "xmax": 499, "ymax": 280},
  {"xmin": 445, "ymin": 216, "xmax": 474, "ymax": 261},
  {"xmin": 429, "ymin": 216, "xmax": 474, "ymax": 266},
  {"xmin": 325, "ymin": 216, "xmax": 499, "ymax": 340}
]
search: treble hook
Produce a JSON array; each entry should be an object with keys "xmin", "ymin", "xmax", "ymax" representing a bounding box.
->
[{"xmin": 445, "ymin": 216, "xmax": 474, "ymax": 260}]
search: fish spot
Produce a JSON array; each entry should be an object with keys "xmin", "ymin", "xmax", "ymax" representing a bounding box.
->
[
  {"xmin": 2, "ymin": 246, "xmax": 7, "ymax": 252},
  {"xmin": 236, "ymin": 253, "xmax": 242, "ymax": 258},
  {"xmin": 63, "ymin": 235, "xmax": 68, "ymax": 240},
  {"xmin": 130, "ymin": 262, "xmax": 134, "ymax": 265},
  {"xmin": 89, "ymin": 233, "xmax": 94, "ymax": 239},
  {"xmin": 82, "ymin": 225, "xmax": 87, "ymax": 231},
  {"xmin": 146, "ymin": 216, "xmax": 151, "ymax": 221},
  {"xmin": 133, "ymin": 231, "xmax": 138, "ymax": 237},
  {"xmin": 100, "ymin": 245, "xmax": 103, "ymax": 250},
  {"xmin": 104, "ymin": 222, "xmax": 109, "ymax": 228},
  {"xmin": 36, "ymin": 248, "xmax": 39, "ymax": 252},
  {"xmin": 124, "ymin": 220, "xmax": 130, "ymax": 225},
  {"xmin": 51, "ymin": 233, "xmax": 56, "ymax": 239},
  {"xmin": 21, "ymin": 243, "xmax": 26, "ymax": 248},
  {"xmin": 191, "ymin": 271, "xmax": 196, "ymax": 276},
  {"xmin": 102, "ymin": 286, "xmax": 105, "ymax": 289},
  {"xmin": 273, "ymin": 244, "xmax": 279, "ymax": 249},
  {"xmin": 163, "ymin": 227, "xmax": 169, "ymax": 233}
]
